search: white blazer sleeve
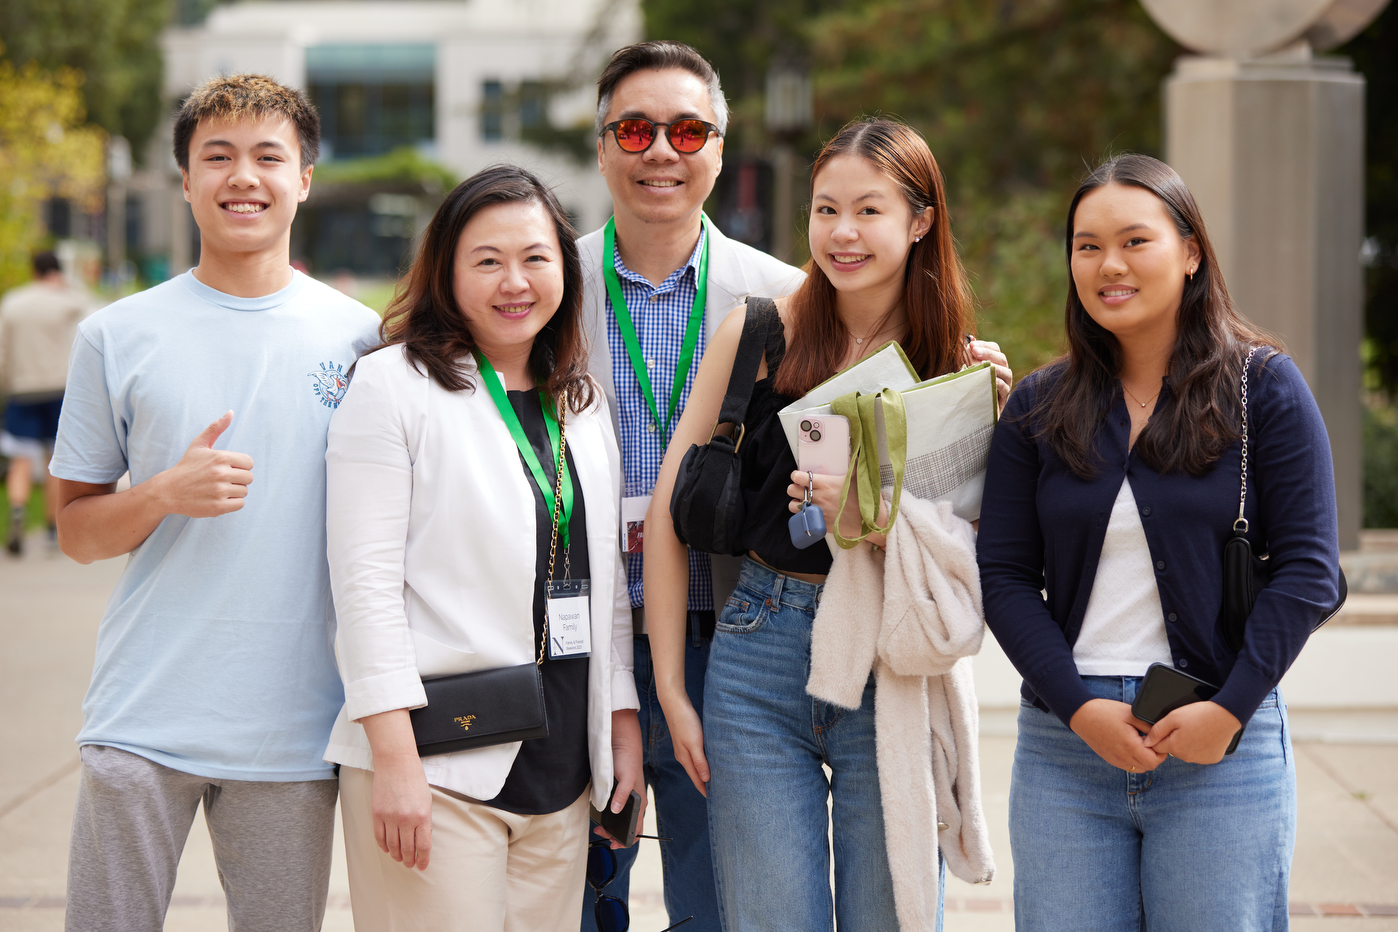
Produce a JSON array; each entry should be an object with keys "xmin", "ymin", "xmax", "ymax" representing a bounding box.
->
[
  {"xmin": 590, "ymin": 385, "xmax": 639, "ymax": 712},
  {"xmin": 326, "ymin": 351, "xmax": 428, "ymax": 722},
  {"xmin": 612, "ymin": 549, "xmax": 637, "ymax": 710}
]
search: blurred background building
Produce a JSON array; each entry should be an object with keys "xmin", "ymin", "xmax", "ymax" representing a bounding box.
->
[{"xmin": 148, "ymin": 0, "xmax": 639, "ymax": 284}]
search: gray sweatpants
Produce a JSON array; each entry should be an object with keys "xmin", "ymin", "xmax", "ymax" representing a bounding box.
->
[{"xmin": 65, "ymin": 744, "xmax": 338, "ymax": 932}]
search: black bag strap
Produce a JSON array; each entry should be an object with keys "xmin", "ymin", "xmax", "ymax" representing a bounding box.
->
[{"xmin": 714, "ymin": 297, "xmax": 777, "ymax": 431}]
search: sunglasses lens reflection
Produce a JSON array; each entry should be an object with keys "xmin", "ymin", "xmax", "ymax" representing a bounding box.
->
[
  {"xmin": 587, "ymin": 842, "xmax": 619, "ymax": 888},
  {"xmin": 594, "ymin": 894, "xmax": 629, "ymax": 932},
  {"xmin": 615, "ymin": 120, "xmax": 656, "ymax": 152},
  {"xmin": 669, "ymin": 120, "xmax": 710, "ymax": 152}
]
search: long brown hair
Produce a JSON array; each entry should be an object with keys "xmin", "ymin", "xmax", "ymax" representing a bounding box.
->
[
  {"xmin": 1031, "ymin": 153, "xmax": 1281, "ymax": 477},
  {"xmin": 376, "ymin": 165, "xmax": 595, "ymax": 413},
  {"xmin": 773, "ymin": 118, "xmax": 974, "ymax": 397}
]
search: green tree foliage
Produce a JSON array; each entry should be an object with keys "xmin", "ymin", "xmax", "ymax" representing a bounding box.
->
[
  {"xmin": 0, "ymin": 60, "xmax": 106, "ymax": 294},
  {"xmin": 642, "ymin": 0, "xmax": 1179, "ymax": 371},
  {"xmin": 0, "ymin": 0, "xmax": 170, "ymax": 162}
]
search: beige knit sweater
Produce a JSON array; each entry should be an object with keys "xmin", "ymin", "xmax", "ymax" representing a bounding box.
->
[{"xmin": 806, "ymin": 494, "xmax": 996, "ymax": 931}]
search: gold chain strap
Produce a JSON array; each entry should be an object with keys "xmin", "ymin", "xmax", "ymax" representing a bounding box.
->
[{"xmin": 539, "ymin": 398, "xmax": 568, "ymax": 666}]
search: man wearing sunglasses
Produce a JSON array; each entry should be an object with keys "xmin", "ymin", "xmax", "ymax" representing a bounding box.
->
[{"xmin": 578, "ymin": 40, "xmax": 802, "ymax": 932}]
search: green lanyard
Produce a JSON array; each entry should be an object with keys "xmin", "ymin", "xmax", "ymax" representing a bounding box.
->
[
  {"xmin": 601, "ymin": 214, "xmax": 711, "ymax": 445},
  {"xmin": 473, "ymin": 352, "xmax": 572, "ymax": 551}
]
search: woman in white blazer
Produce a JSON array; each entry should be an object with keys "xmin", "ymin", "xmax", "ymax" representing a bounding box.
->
[{"xmin": 322, "ymin": 166, "xmax": 642, "ymax": 932}]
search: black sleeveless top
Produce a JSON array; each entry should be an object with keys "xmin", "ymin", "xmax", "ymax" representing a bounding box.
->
[{"xmin": 735, "ymin": 311, "xmax": 835, "ymax": 576}]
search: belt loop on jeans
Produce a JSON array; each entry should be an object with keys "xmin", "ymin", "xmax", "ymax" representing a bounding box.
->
[{"xmin": 769, "ymin": 571, "xmax": 785, "ymax": 610}]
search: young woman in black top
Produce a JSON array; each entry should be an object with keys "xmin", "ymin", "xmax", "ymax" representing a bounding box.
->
[
  {"xmin": 644, "ymin": 118, "xmax": 1011, "ymax": 931},
  {"xmin": 976, "ymin": 154, "xmax": 1341, "ymax": 931}
]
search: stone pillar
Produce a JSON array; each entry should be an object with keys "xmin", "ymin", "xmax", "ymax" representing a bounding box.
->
[{"xmin": 1165, "ymin": 49, "xmax": 1365, "ymax": 550}]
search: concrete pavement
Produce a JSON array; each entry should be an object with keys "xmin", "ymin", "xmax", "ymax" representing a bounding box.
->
[{"xmin": 2, "ymin": 539, "xmax": 1396, "ymax": 930}]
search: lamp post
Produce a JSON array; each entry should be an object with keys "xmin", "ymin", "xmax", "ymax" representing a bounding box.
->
[
  {"xmin": 765, "ymin": 65, "xmax": 813, "ymax": 264},
  {"xmin": 1141, "ymin": 0, "xmax": 1391, "ymax": 550}
]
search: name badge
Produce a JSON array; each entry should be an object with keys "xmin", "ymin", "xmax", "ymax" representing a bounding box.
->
[
  {"xmin": 547, "ymin": 578, "xmax": 592, "ymax": 659},
  {"xmin": 621, "ymin": 494, "xmax": 651, "ymax": 554}
]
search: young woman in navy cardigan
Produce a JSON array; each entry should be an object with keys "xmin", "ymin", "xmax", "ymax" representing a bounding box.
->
[{"xmin": 976, "ymin": 154, "xmax": 1341, "ymax": 932}]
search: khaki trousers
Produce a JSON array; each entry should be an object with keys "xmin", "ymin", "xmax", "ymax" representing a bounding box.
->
[{"xmin": 339, "ymin": 766, "xmax": 590, "ymax": 932}]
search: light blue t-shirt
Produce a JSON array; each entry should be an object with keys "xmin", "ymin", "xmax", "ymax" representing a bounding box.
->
[{"xmin": 50, "ymin": 270, "xmax": 381, "ymax": 781}]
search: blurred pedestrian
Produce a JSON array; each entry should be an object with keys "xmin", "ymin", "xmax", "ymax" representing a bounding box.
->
[
  {"xmin": 49, "ymin": 74, "xmax": 380, "ymax": 932},
  {"xmin": 645, "ymin": 118, "xmax": 1011, "ymax": 932},
  {"xmin": 0, "ymin": 250, "xmax": 95, "ymax": 555},
  {"xmin": 976, "ymin": 154, "xmax": 1341, "ymax": 931},
  {"xmin": 324, "ymin": 165, "xmax": 642, "ymax": 932},
  {"xmin": 575, "ymin": 40, "xmax": 803, "ymax": 932}
]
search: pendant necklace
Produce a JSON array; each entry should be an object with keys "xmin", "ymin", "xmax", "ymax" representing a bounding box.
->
[
  {"xmin": 1122, "ymin": 382, "xmax": 1161, "ymax": 409},
  {"xmin": 846, "ymin": 308, "xmax": 897, "ymax": 346}
]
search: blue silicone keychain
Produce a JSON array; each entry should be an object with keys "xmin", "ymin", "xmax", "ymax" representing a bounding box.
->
[{"xmin": 789, "ymin": 471, "xmax": 827, "ymax": 549}]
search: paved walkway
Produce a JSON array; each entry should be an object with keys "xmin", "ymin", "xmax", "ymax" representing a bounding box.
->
[{"xmin": 2, "ymin": 540, "xmax": 1396, "ymax": 930}]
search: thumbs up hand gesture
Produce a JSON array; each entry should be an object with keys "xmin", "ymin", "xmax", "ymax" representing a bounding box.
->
[{"xmin": 158, "ymin": 411, "xmax": 255, "ymax": 517}]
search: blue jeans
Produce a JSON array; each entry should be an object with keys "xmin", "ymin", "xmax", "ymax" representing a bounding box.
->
[
  {"xmin": 1011, "ymin": 675, "xmax": 1295, "ymax": 932},
  {"xmin": 580, "ymin": 631, "xmax": 721, "ymax": 932},
  {"xmin": 704, "ymin": 558, "xmax": 938, "ymax": 932}
]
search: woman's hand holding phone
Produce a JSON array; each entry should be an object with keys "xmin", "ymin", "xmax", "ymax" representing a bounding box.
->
[
  {"xmin": 1069, "ymin": 698, "xmax": 1167, "ymax": 773},
  {"xmin": 1143, "ymin": 701, "xmax": 1243, "ymax": 765},
  {"xmin": 596, "ymin": 710, "xmax": 647, "ymax": 849}
]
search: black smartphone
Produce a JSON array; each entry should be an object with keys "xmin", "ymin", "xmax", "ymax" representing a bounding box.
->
[
  {"xmin": 589, "ymin": 778, "xmax": 643, "ymax": 847},
  {"xmin": 1132, "ymin": 662, "xmax": 1244, "ymax": 755}
]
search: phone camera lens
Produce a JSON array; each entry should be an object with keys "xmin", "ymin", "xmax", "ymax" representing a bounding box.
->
[
  {"xmin": 810, "ymin": 429, "xmax": 822, "ymax": 442},
  {"xmin": 800, "ymin": 420, "xmax": 812, "ymax": 431}
]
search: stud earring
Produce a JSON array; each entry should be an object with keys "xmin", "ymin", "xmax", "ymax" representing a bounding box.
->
[{"xmin": 914, "ymin": 236, "xmax": 922, "ymax": 243}]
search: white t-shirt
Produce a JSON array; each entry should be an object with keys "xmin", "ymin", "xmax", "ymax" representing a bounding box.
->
[
  {"xmin": 49, "ymin": 270, "xmax": 381, "ymax": 781},
  {"xmin": 1072, "ymin": 477, "xmax": 1174, "ymax": 676}
]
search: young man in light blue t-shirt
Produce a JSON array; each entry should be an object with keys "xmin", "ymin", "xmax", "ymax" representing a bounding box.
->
[{"xmin": 49, "ymin": 74, "xmax": 381, "ymax": 932}]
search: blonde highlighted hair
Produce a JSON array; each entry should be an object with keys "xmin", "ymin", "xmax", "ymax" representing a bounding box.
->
[{"xmin": 173, "ymin": 73, "xmax": 320, "ymax": 171}]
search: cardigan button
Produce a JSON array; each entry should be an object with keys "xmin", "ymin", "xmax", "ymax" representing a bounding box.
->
[
  {"xmin": 1156, "ymin": 560, "xmax": 1166, "ymax": 570},
  {"xmin": 1142, "ymin": 506, "xmax": 1152, "ymax": 516},
  {"xmin": 1178, "ymin": 658, "xmax": 1188, "ymax": 668},
  {"xmin": 937, "ymin": 822, "xmax": 949, "ymax": 831},
  {"xmin": 1168, "ymin": 612, "xmax": 1178, "ymax": 622}
]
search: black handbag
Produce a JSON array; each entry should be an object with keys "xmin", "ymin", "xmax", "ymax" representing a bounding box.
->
[
  {"xmin": 1219, "ymin": 347, "xmax": 1347, "ymax": 652},
  {"xmin": 669, "ymin": 298, "xmax": 777, "ymax": 555},
  {"xmin": 409, "ymin": 396, "xmax": 574, "ymax": 756},
  {"xmin": 411, "ymin": 663, "xmax": 549, "ymax": 756}
]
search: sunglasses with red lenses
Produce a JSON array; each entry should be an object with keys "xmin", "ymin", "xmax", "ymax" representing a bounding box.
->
[{"xmin": 601, "ymin": 119, "xmax": 720, "ymax": 154}]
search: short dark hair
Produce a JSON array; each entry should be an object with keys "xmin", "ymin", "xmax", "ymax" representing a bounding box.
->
[
  {"xmin": 173, "ymin": 73, "xmax": 320, "ymax": 172},
  {"xmin": 595, "ymin": 41, "xmax": 727, "ymax": 135},
  {"xmin": 377, "ymin": 165, "xmax": 595, "ymax": 413},
  {"xmin": 32, "ymin": 251, "xmax": 60, "ymax": 276}
]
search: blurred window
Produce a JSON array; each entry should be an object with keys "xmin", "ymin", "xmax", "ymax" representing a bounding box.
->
[
  {"xmin": 482, "ymin": 80, "xmax": 505, "ymax": 141},
  {"xmin": 519, "ymin": 81, "xmax": 547, "ymax": 131},
  {"xmin": 307, "ymin": 44, "xmax": 435, "ymax": 159}
]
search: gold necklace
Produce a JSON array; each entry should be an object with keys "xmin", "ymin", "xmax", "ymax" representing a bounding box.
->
[{"xmin": 1122, "ymin": 381, "xmax": 1161, "ymax": 409}]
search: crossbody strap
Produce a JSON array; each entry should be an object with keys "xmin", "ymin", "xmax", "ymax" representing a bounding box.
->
[
  {"xmin": 1235, "ymin": 346, "xmax": 1258, "ymax": 534},
  {"xmin": 714, "ymin": 297, "xmax": 777, "ymax": 433}
]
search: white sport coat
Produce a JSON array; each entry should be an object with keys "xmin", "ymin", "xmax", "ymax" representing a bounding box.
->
[{"xmin": 321, "ymin": 345, "xmax": 636, "ymax": 810}]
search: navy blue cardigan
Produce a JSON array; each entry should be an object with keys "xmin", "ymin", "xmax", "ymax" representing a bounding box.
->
[{"xmin": 976, "ymin": 353, "xmax": 1341, "ymax": 727}]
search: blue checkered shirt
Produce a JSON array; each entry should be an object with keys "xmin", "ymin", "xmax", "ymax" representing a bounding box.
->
[{"xmin": 607, "ymin": 226, "xmax": 712, "ymax": 611}]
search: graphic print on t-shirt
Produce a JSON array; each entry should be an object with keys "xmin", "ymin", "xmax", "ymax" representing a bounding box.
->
[{"xmin": 308, "ymin": 361, "xmax": 350, "ymax": 408}]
